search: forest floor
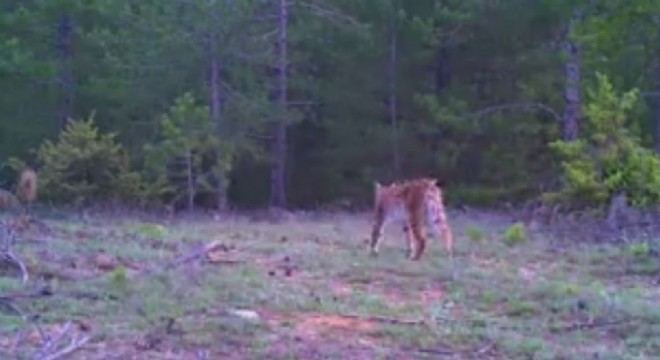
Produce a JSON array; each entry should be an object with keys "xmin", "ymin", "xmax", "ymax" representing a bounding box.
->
[{"xmin": 1, "ymin": 208, "xmax": 659, "ymax": 359}]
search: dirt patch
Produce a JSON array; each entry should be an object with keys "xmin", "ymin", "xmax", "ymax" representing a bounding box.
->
[
  {"xmin": 335, "ymin": 271, "xmax": 445, "ymax": 307},
  {"xmin": 264, "ymin": 311, "xmax": 377, "ymax": 340},
  {"xmin": 297, "ymin": 313, "xmax": 376, "ymax": 337}
]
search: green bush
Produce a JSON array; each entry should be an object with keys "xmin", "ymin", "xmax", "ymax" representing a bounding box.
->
[
  {"xmin": 501, "ymin": 222, "xmax": 527, "ymax": 246},
  {"xmin": 144, "ymin": 92, "xmax": 236, "ymax": 210},
  {"xmin": 547, "ymin": 73, "xmax": 660, "ymax": 208},
  {"xmin": 35, "ymin": 113, "xmax": 159, "ymax": 206},
  {"xmin": 464, "ymin": 224, "xmax": 486, "ymax": 243}
]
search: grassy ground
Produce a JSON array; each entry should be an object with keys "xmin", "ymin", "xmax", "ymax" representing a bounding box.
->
[{"xmin": 1, "ymin": 209, "xmax": 659, "ymax": 359}]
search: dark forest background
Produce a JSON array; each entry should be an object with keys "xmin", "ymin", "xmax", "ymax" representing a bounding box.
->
[{"xmin": 2, "ymin": 0, "xmax": 660, "ymax": 211}]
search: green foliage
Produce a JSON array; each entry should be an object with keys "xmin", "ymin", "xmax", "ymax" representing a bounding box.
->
[
  {"xmin": 35, "ymin": 114, "xmax": 151, "ymax": 206},
  {"xmin": 132, "ymin": 222, "xmax": 168, "ymax": 239},
  {"xmin": 4, "ymin": 0, "xmax": 660, "ymax": 209},
  {"xmin": 504, "ymin": 297, "xmax": 539, "ymax": 317},
  {"xmin": 464, "ymin": 224, "xmax": 485, "ymax": 243},
  {"xmin": 624, "ymin": 242, "xmax": 650, "ymax": 259},
  {"xmin": 104, "ymin": 265, "xmax": 129, "ymax": 299},
  {"xmin": 37, "ymin": 114, "xmax": 128, "ymax": 203},
  {"xmin": 108, "ymin": 265, "xmax": 128, "ymax": 286},
  {"xmin": 547, "ymin": 73, "xmax": 660, "ymax": 208},
  {"xmin": 501, "ymin": 222, "xmax": 527, "ymax": 246},
  {"xmin": 144, "ymin": 92, "xmax": 237, "ymax": 209}
]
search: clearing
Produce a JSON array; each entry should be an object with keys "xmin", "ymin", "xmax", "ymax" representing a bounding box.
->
[{"xmin": 1, "ymin": 209, "xmax": 659, "ymax": 359}]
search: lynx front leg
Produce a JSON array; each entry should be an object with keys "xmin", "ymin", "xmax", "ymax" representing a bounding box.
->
[
  {"xmin": 403, "ymin": 224, "xmax": 415, "ymax": 259},
  {"xmin": 435, "ymin": 207, "xmax": 454, "ymax": 257},
  {"xmin": 369, "ymin": 211, "xmax": 386, "ymax": 256}
]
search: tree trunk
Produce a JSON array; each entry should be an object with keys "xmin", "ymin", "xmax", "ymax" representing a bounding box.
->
[
  {"xmin": 56, "ymin": 14, "xmax": 74, "ymax": 130},
  {"xmin": 387, "ymin": 1, "xmax": 400, "ymax": 178},
  {"xmin": 270, "ymin": 0, "xmax": 288, "ymax": 208},
  {"xmin": 208, "ymin": 30, "xmax": 228, "ymax": 211},
  {"xmin": 186, "ymin": 146, "xmax": 195, "ymax": 211},
  {"xmin": 435, "ymin": 45, "xmax": 449, "ymax": 94},
  {"xmin": 561, "ymin": 10, "xmax": 581, "ymax": 141},
  {"xmin": 654, "ymin": 56, "xmax": 660, "ymax": 154}
]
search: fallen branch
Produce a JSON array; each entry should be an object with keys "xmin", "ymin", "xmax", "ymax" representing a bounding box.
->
[
  {"xmin": 549, "ymin": 319, "xmax": 630, "ymax": 333},
  {"xmin": 138, "ymin": 240, "xmax": 231, "ymax": 277},
  {"xmin": 0, "ymin": 219, "xmax": 29, "ymax": 284},
  {"xmin": 0, "ymin": 250, "xmax": 29, "ymax": 283},
  {"xmin": 400, "ymin": 340, "xmax": 495, "ymax": 357},
  {"xmin": 462, "ymin": 102, "xmax": 561, "ymax": 123},
  {"xmin": 0, "ymin": 299, "xmax": 48, "ymax": 355},
  {"xmin": 28, "ymin": 320, "xmax": 90, "ymax": 360},
  {"xmin": 0, "ymin": 213, "xmax": 89, "ymax": 360},
  {"xmin": 0, "ymin": 297, "xmax": 27, "ymax": 317},
  {"xmin": 402, "ymin": 346, "xmax": 456, "ymax": 356},
  {"xmin": 31, "ymin": 321, "xmax": 73, "ymax": 359},
  {"xmin": 168, "ymin": 240, "xmax": 225, "ymax": 268},
  {"xmin": 335, "ymin": 312, "xmax": 426, "ymax": 326},
  {"xmin": 39, "ymin": 334, "xmax": 90, "ymax": 360}
]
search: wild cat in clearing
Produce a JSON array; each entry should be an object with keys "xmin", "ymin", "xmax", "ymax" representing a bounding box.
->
[
  {"xmin": 0, "ymin": 167, "xmax": 37, "ymax": 211},
  {"xmin": 369, "ymin": 177, "xmax": 454, "ymax": 261}
]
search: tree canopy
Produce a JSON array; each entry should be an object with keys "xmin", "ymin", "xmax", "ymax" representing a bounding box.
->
[{"xmin": 2, "ymin": 0, "xmax": 660, "ymax": 211}]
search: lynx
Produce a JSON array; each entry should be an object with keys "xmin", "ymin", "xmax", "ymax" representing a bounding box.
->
[
  {"xmin": 370, "ymin": 177, "xmax": 453, "ymax": 261},
  {"xmin": 16, "ymin": 167, "xmax": 37, "ymax": 205}
]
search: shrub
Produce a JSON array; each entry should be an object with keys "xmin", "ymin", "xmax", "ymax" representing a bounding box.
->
[
  {"xmin": 35, "ymin": 113, "xmax": 157, "ymax": 206},
  {"xmin": 144, "ymin": 92, "xmax": 236, "ymax": 210},
  {"xmin": 547, "ymin": 72, "xmax": 660, "ymax": 208},
  {"xmin": 501, "ymin": 222, "xmax": 527, "ymax": 246},
  {"xmin": 464, "ymin": 224, "xmax": 485, "ymax": 243}
]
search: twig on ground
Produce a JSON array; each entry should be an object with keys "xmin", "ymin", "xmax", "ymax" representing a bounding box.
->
[
  {"xmin": 0, "ymin": 286, "xmax": 53, "ymax": 302},
  {"xmin": 0, "ymin": 219, "xmax": 30, "ymax": 284},
  {"xmin": 0, "ymin": 297, "xmax": 26, "ymax": 317},
  {"xmin": 30, "ymin": 321, "xmax": 73, "ymax": 359},
  {"xmin": 167, "ymin": 241, "xmax": 223, "ymax": 269},
  {"xmin": 549, "ymin": 319, "xmax": 630, "ymax": 333},
  {"xmin": 335, "ymin": 312, "xmax": 426, "ymax": 326},
  {"xmin": 1, "ymin": 215, "xmax": 88, "ymax": 359},
  {"xmin": 29, "ymin": 320, "xmax": 92, "ymax": 360},
  {"xmin": 11, "ymin": 327, "xmax": 27, "ymax": 354},
  {"xmin": 401, "ymin": 340, "xmax": 496, "ymax": 357},
  {"xmin": 0, "ymin": 298, "xmax": 56, "ymax": 357},
  {"xmin": 39, "ymin": 334, "xmax": 91, "ymax": 360},
  {"xmin": 140, "ymin": 240, "xmax": 232, "ymax": 276},
  {"xmin": 31, "ymin": 315, "xmax": 49, "ymax": 346},
  {"xmin": 0, "ymin": 249, "xmax": 29, "ymax": 283},
  {"xmin": 403, "ymin": 346, "xmax": 457, "ymax": 356}
]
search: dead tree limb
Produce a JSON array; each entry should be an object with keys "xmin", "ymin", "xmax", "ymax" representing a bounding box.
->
[
  {"xmin": 549, "ymin": 319, "xmax": 630, "ymax": 333},
  {"xmin": 0, "ymin": 218, "xmax": 30, "ymax": 284},
  {"xmin": 333, "ymin": 312, "xmax": 426, "ymax": 326},
  {"xmin": 462, "ymin": 102, "xmax": 562, "ymax": 123}
]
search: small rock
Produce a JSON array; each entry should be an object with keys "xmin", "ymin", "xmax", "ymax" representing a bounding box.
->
[
  {"xmin": 94, "ymin": 253, "xmax": 116, "ymax": 271},
  {"xmin": 228, "ymin": 309, "xmax": 260, "ymax": 322}
]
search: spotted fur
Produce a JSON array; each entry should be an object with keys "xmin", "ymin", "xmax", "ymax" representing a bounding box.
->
[{"xmin": 370, "ymin": 178, "xmax": 453, "ymax": 261}]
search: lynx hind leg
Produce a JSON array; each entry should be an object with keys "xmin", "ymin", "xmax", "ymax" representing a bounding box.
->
[
  {"xmin": 406, "ymin": 213, "xmax": 427, "ymax": 260},
  {"xmin": 409, "ymin": 222, "xmax": 427, "ymax": 260}
]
